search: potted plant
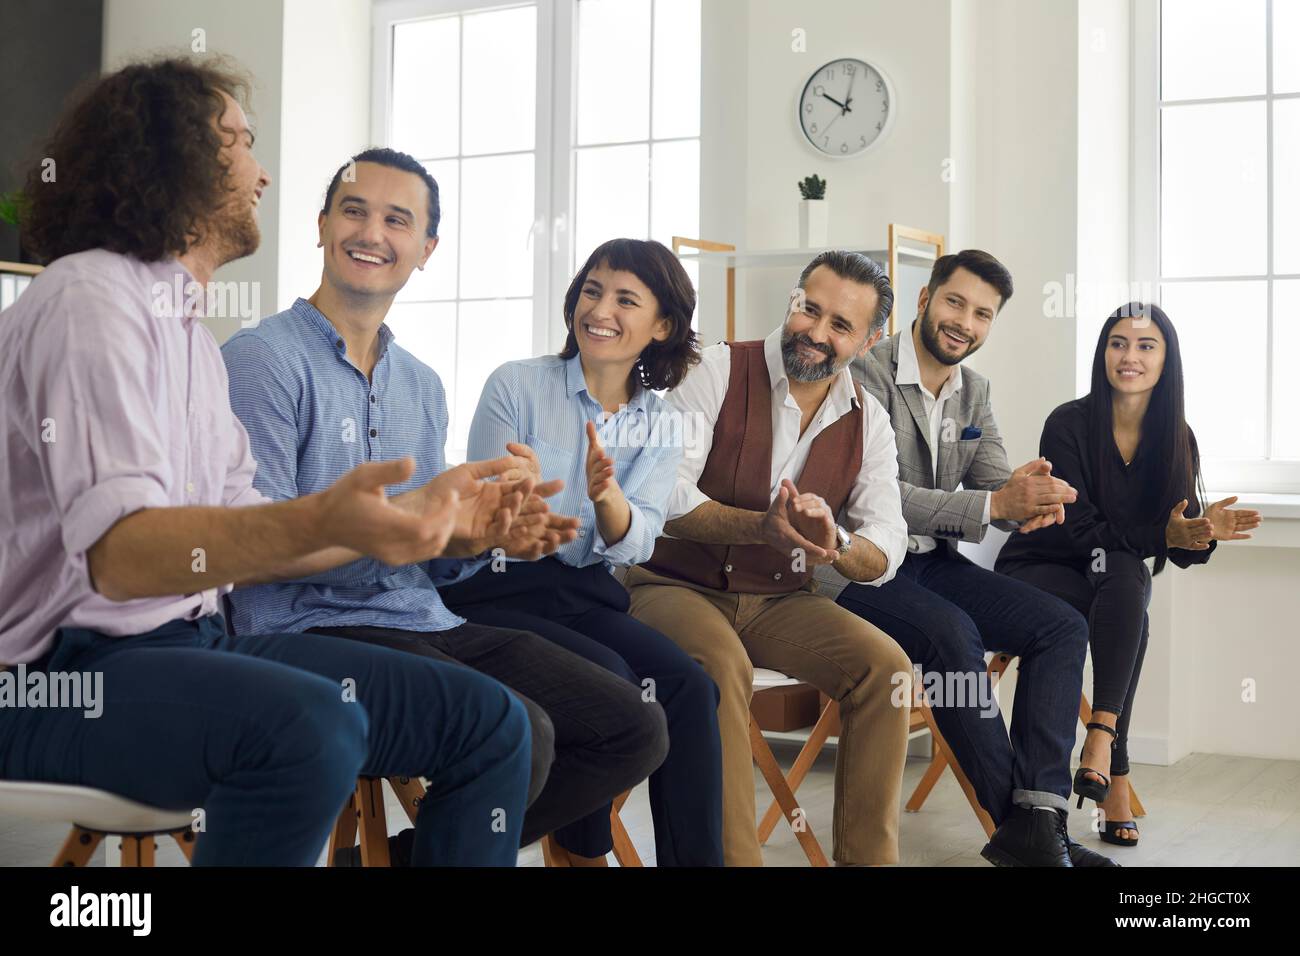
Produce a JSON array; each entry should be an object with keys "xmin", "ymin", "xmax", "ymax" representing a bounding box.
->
[
  {"xmin": 0, "ymin": 191, "xmax": 27, "ymax": 263},
  {"xmin": 797, "ymin": 174, "xmax": 828, "ymax": 248}
]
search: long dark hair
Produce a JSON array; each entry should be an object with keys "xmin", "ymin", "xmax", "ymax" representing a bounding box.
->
[
  {"xmin": 1086, "ymin": 302, "xmax": 1205, "ymax": 573},
  {"xmin": 560, "ymin": 238, "xmax": 700, "ymax": 392},
  {"xmin": 21, "ymin": 56, "xmax": 252, "ymax": 264}
]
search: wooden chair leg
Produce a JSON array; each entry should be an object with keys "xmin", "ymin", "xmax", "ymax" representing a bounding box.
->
[
  {"xmin": 748, "ymin": 714, "xmax": 829, "ymax": 867},
  {"xmin": 52, "ymin": 826, "xmax": 102, "ymax": 867},
  {"xmin": 120, "ymin": 835, "xmax": 155, "ymax": 867},
  {"xmin": 918, "ymin": 703, "xmax": 996, "ymax": 838},
  {"xmin": 326, "ymin": 792, "xmax": 359, "ymax": 867},
  {"xmin": 610, "ymin": 803, "xmax": 643, "ymax": 868},
  {"xmin": 171, "ymin": 828, "xmax": 197, "ymax": 862},
  {"xmin": 757, "ymin": 700, "xmax": 838, "ymax": 844},
  {"xmin": 541, "ymin": 834, "xmax": 573, "ymax": 866},
  {"xmin": 905, "ymin": 746, "xmax": 951, "ymax": 812},
  {"xmin": 387, "ymin": 776, "xmax": 425, "ymax": 826},
  {"xmin": 355, "ymin": 777, "xmax": 391, "ymax": 867}
]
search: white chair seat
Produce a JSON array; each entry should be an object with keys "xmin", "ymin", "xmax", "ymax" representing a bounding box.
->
[
  {"xmin": 0, "ymin": 781, "xmax": 194, "ymax": 833},
  {"xmin": 752, "ymin": 667, "xmax": 801, "ymax": 689}
]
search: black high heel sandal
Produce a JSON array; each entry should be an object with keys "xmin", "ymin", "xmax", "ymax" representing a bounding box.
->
[{"xmin": 1073, "ymin": 721, "xmax": 1116, "ymax": 808}]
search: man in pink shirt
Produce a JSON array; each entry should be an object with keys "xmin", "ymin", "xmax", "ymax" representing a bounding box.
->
[{"xmin": 0, "ymin": 56, "xmax": 565, "ymax": 865}]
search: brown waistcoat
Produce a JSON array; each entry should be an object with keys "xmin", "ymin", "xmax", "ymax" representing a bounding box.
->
[{"xmin": 642, "ymin": 340, "xmax": 863, "ymax": 594}]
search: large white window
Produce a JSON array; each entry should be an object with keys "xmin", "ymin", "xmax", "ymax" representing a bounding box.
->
[
  {"xmin": 373, "ymin": 0, "xmax": 700, "ymax": 461},
  {"xmin": 1143, "ymin": 0, "xmax": 1300, "ymax": 492}
]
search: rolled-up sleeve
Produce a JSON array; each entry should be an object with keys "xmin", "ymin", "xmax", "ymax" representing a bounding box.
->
[
  {"xmin": 594, "ymin": 440, "xmax": 681, "ymax": 565},
  {"xmin": 25, "ymin": 279, "xmax": 173, "ymax": 560},
  {"xmin": 841, "ymin": 394, "xmax": 909, "ymax": 585}
]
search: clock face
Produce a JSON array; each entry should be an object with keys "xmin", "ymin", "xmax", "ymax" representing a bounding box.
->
[{"xmin": 798, "ymin": 58, "xmax": 893, "ymax": 158}]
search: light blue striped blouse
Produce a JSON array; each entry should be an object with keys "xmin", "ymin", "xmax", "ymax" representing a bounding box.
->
[
  {"xmin": 468, "ymin": 354, "xmax": 683, "ymax": 569},
  {"xmin": 221, "ymin": 298, "xmax": 479, "ymax": 636}
]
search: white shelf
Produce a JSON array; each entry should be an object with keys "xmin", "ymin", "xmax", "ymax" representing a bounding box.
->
[{"xmin": 676, "ymin": 245, "xmax": 937, "ymax": 270}]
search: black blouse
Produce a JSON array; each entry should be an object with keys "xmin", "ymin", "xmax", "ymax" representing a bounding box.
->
[{"xmin": 995, "ymin": 397, "xmax": 1215, "ymax": 572}]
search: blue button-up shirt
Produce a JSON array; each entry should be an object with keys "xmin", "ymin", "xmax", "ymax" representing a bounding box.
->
[
  {"xmin": 468, "ymin": 354, "xmax": 682, "ymax": 569},
  {"xmin": 221, "ymin": 298, "xmax": 478, "ymax": 635}
]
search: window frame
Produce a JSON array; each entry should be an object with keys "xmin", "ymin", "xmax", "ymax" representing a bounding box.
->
[{"xmin": 1134, "ymin": 0, "xmax": 1300, "ymax": 494}]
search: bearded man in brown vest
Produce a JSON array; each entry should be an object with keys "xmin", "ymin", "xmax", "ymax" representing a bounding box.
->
[{"xmin": 624, "ymin": 250, "xmax": 913, "ymax": 866}]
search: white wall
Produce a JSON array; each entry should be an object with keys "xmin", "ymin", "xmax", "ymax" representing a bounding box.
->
[
  {"xmin": 701, "ymin": 0, "xmax": 953, "ymax": 343},
  {"xmin": 103, "ymin": 0, "xmax": 286, "ymax": 344},
  {"xmin": 278, "ymin": 0, "xmax": 372, "ymax": 312}
]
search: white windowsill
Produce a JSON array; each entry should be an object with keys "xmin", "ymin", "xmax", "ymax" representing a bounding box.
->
[{"xmin": 1204, "ymin": 492, "xmax": 1300, "ymax": 549}]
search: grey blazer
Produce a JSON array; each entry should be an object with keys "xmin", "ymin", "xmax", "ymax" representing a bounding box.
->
[{"xmin": 850, "ymin": 331, "xmax": 1017, "ymax": 554}]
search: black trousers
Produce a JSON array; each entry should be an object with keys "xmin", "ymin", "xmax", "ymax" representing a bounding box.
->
[
  {"xmin": 997, "ymin": 550, "xmax": 1152, "ymax": 776},
  {"xmin": 312, "ymin": 619, "xmax": 667, "ymax": 853},
  {"xmin": 442, "ymin": 558, "xmax": 725, "ymax": 866}
]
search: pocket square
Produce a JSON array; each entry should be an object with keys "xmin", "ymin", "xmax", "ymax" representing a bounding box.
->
[{"xmin": 960, "ymin": 425, "xmax": 982, "ymax": 441}]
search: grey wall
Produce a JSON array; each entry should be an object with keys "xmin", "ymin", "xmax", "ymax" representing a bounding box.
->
[{"xmin": 0, "ymin": 0, "xmax": 104, "ymax": 262}]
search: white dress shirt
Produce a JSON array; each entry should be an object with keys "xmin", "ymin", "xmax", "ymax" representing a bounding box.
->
[{"xmin": 665, "ymin": 326, "xmax": 909, "ymax": 586}]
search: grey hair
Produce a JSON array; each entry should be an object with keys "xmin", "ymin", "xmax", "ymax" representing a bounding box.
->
[{"xmin": 797, "ymin": 249, "xmax": 894, "ymax": 336}]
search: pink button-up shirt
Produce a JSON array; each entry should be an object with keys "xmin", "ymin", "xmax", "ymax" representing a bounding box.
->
[{"xmin": 0, "ymin": 250, "xmax": 267, "ymax": 664}]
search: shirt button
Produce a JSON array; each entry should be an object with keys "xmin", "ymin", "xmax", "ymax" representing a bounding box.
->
[
  {"xmin": 773, "ymin": 572, "xmax": 783, "ymax": 580},
  {"xmin": 369, "ymin": 428, "xmax": 378, "ymax": 438},
  {"xmin": 724, "ymin": 563, "xmax": 733, "ymax": 573},
  {"xmin": 186, "ymin": 481, "xmax": 195, "ymax": 493},
  {"xmin": 577, "ymin": 529, "xmax": 586, "ymax": 538},
  {"xmin": 336, "ymin": 339, "xmax": 345, "ymax": 349},
  {"xmin": 370, "ymin": 394, "xmax": 376, "ymax": 403}
]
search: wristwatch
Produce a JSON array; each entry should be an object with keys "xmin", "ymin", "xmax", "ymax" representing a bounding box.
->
[{"xmin": 834, "ymin": 524, "xmax": 853, "ymax": 556}]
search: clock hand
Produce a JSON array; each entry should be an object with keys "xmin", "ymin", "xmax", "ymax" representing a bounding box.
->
[
  {"xmin": 844, "ymin": 67, "xmax": 857, "ymax": 109},
  {"xmin": 821, "ymin": 92, "xmax": 851, "ymax": 114}
]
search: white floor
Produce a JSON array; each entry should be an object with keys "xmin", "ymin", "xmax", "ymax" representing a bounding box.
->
[{"xmin": 3, "ymin": 745, "xmax": 1298, "ymax": 867}]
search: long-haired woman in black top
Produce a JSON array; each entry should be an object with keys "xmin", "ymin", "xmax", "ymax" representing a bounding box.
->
[{"xmin": 995, "ymin": 303, "xmax": 1261, "ymax": 847}]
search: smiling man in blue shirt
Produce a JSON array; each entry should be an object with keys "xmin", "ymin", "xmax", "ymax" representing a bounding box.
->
[{"xmin": 222, "ymin": 148, "xmax": 667, "ymax": 864}]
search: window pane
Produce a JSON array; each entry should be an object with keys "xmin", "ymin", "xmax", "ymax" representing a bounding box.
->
[
  {"xmin": 650, "ymin": 139, "xmax": 699, "ymax": 248},
  {"xmin": 652, "ymin": 0, "xmax": 700, "ymax": 139},
  {"xmin": 1161, "ymin": 101, "xmax": 1266, "ymax": 277},
  {"xmin": 398, "ymin": 159, "xmax": 459, "ymax": 303},
  {"xmin": 574, "ymin": 144, "xmax": 650, "ymax": 268},
  {"xmin": 1274, "ymin": 281, "xmax": 1300, "ymax": 458},
  {"xmin": 458, "ymin": 153, "xmax": 535, "ymax": 299},
  {"xmin": 384, "ymin": 301, "xmax": 459, "ymax": 424},
  {"xmin": 462, "ymin": 5, "xmax": 536, "ymax": 156},
  {"xmin": 1159, "ymin": 281, "xmax": 1268, "ymax": 460},
  {"xmin": 1274, "ymin": 0, "xmax": 1300, "ymax": 94},
  {"xmin": 1161, "ymin": 0, "xmax": 1265, "ymax": 101},
  {"xmin": 391, "ymin": 17, "xmax": 460, "ymax": 159},
  {"xmin": 1274, "ymin": 99, "xmax": 1300, "ymax": 274},
  {"xmin": 577, "ymin": 0, "xmax": 651, "ymax": 144},
  {"xmin": 453, "ymin": 299, "xmax": 534, "ymax": 456}
]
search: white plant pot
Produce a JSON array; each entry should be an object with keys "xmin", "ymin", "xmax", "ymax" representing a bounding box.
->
[{"xmin": 798, "ymin": 199, "xmax": 829, "ymax": 248}]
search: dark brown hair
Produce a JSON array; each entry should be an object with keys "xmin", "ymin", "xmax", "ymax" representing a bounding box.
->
[
  {"xmin": 322, "ymin": 147, "xmax": 441, "ymax": 238},
  {"xmin": 560, "ymin": 238, "xmax": 700, "ymax": 392},
  {"xmin": 927, "ymin": 249, "xmax": 1014, "ymax": 311},
  {"xmin": 21, "ymin": 55, "xmax": 253, "ymax": 264},
  {"xmin": 797, "ymin": 249, "xmax": 894, "ymax": 335}
]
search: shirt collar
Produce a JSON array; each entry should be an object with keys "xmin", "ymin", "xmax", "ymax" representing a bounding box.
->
[
  {"xmin": 763, "ymin": 325, "xmax": 859, "ymax": 415},
  {"xmin": 896, "ymin": 320, "xmax": 963, "ymax": 399},
  {"xmin": 564, "ymin": 352, "xmax": 649, "ymax": 415},
  {"xmin": 292, "ymin": 297, "xmax": 393, "ymax": 362}
]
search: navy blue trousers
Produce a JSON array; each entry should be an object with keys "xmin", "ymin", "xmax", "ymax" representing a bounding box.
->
[
  {"xmin": 442, "ymin": 559, "xmax": 724, "ymax": 866},
  {"xmin": 0, "ymin": 615, "xmax": 530, "ymax": 865}
]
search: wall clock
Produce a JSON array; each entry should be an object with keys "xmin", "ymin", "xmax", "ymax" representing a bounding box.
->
[{"xmin": 797, "ymin": 57, "xmax": 894, "ymax": 158}]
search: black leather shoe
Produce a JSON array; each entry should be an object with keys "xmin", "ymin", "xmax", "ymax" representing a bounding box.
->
[
  {"xmin": 332, "ymin": 827, "xmax": 416, "ymax": 867},
  {"xmin": 1067, "ymin": 837, "xmax": 1120, "ymax": 867},
  {"xmin": 981, "ymin": 807, "xmax": 1073, "ymax": 867}
]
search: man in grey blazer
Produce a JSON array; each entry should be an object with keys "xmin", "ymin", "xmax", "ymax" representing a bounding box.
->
[{"xmin": 833, "ymin": 249, "xmax": 1115, "ymax": 867}]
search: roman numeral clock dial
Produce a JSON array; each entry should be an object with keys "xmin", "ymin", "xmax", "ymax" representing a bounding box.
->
[{"xmin": 798, "ymin": 58, "xmax": 894, "ymax": 158}]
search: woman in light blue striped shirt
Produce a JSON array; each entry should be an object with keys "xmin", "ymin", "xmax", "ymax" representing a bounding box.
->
[{"xmin": 442, "ymin": 239, "xmax": 723, "ymax": 866}]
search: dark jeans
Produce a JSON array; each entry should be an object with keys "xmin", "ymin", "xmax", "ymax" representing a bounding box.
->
[
  {"xmin": 441, "ymin": 558, "xmax": 725, "ymax": 866},
  {"xmin": 0, "ymin": 615, "xmax": 530, "ymax": 866},
  {"xmin": 997, "ymin": 551, "xmax": 1152, "ymax": 776},
  {"xmin": 311, "ymin": 619, "xmax": 667, "ymax": 853},
  {"xmin": 835, "ymin": 548, "xmax": 1089, "ymax": 823}
]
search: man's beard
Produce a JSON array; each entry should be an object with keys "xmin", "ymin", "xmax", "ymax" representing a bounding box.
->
[
  {"xmin": 917, "ymin": 301, "xmax": 979, "ymax": 366},
  {"xmin": 781, "ymin": 328, "xmax": 845, "ymax": 383},
  {"xmin": 209, "ymin": 197, "xmax": 261, "ymax": 265}
]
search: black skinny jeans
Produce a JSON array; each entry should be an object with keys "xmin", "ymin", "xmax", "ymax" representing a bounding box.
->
[{"xmin": 998, "ymin": 550, "xmax": 1152, "ymax": 776}]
